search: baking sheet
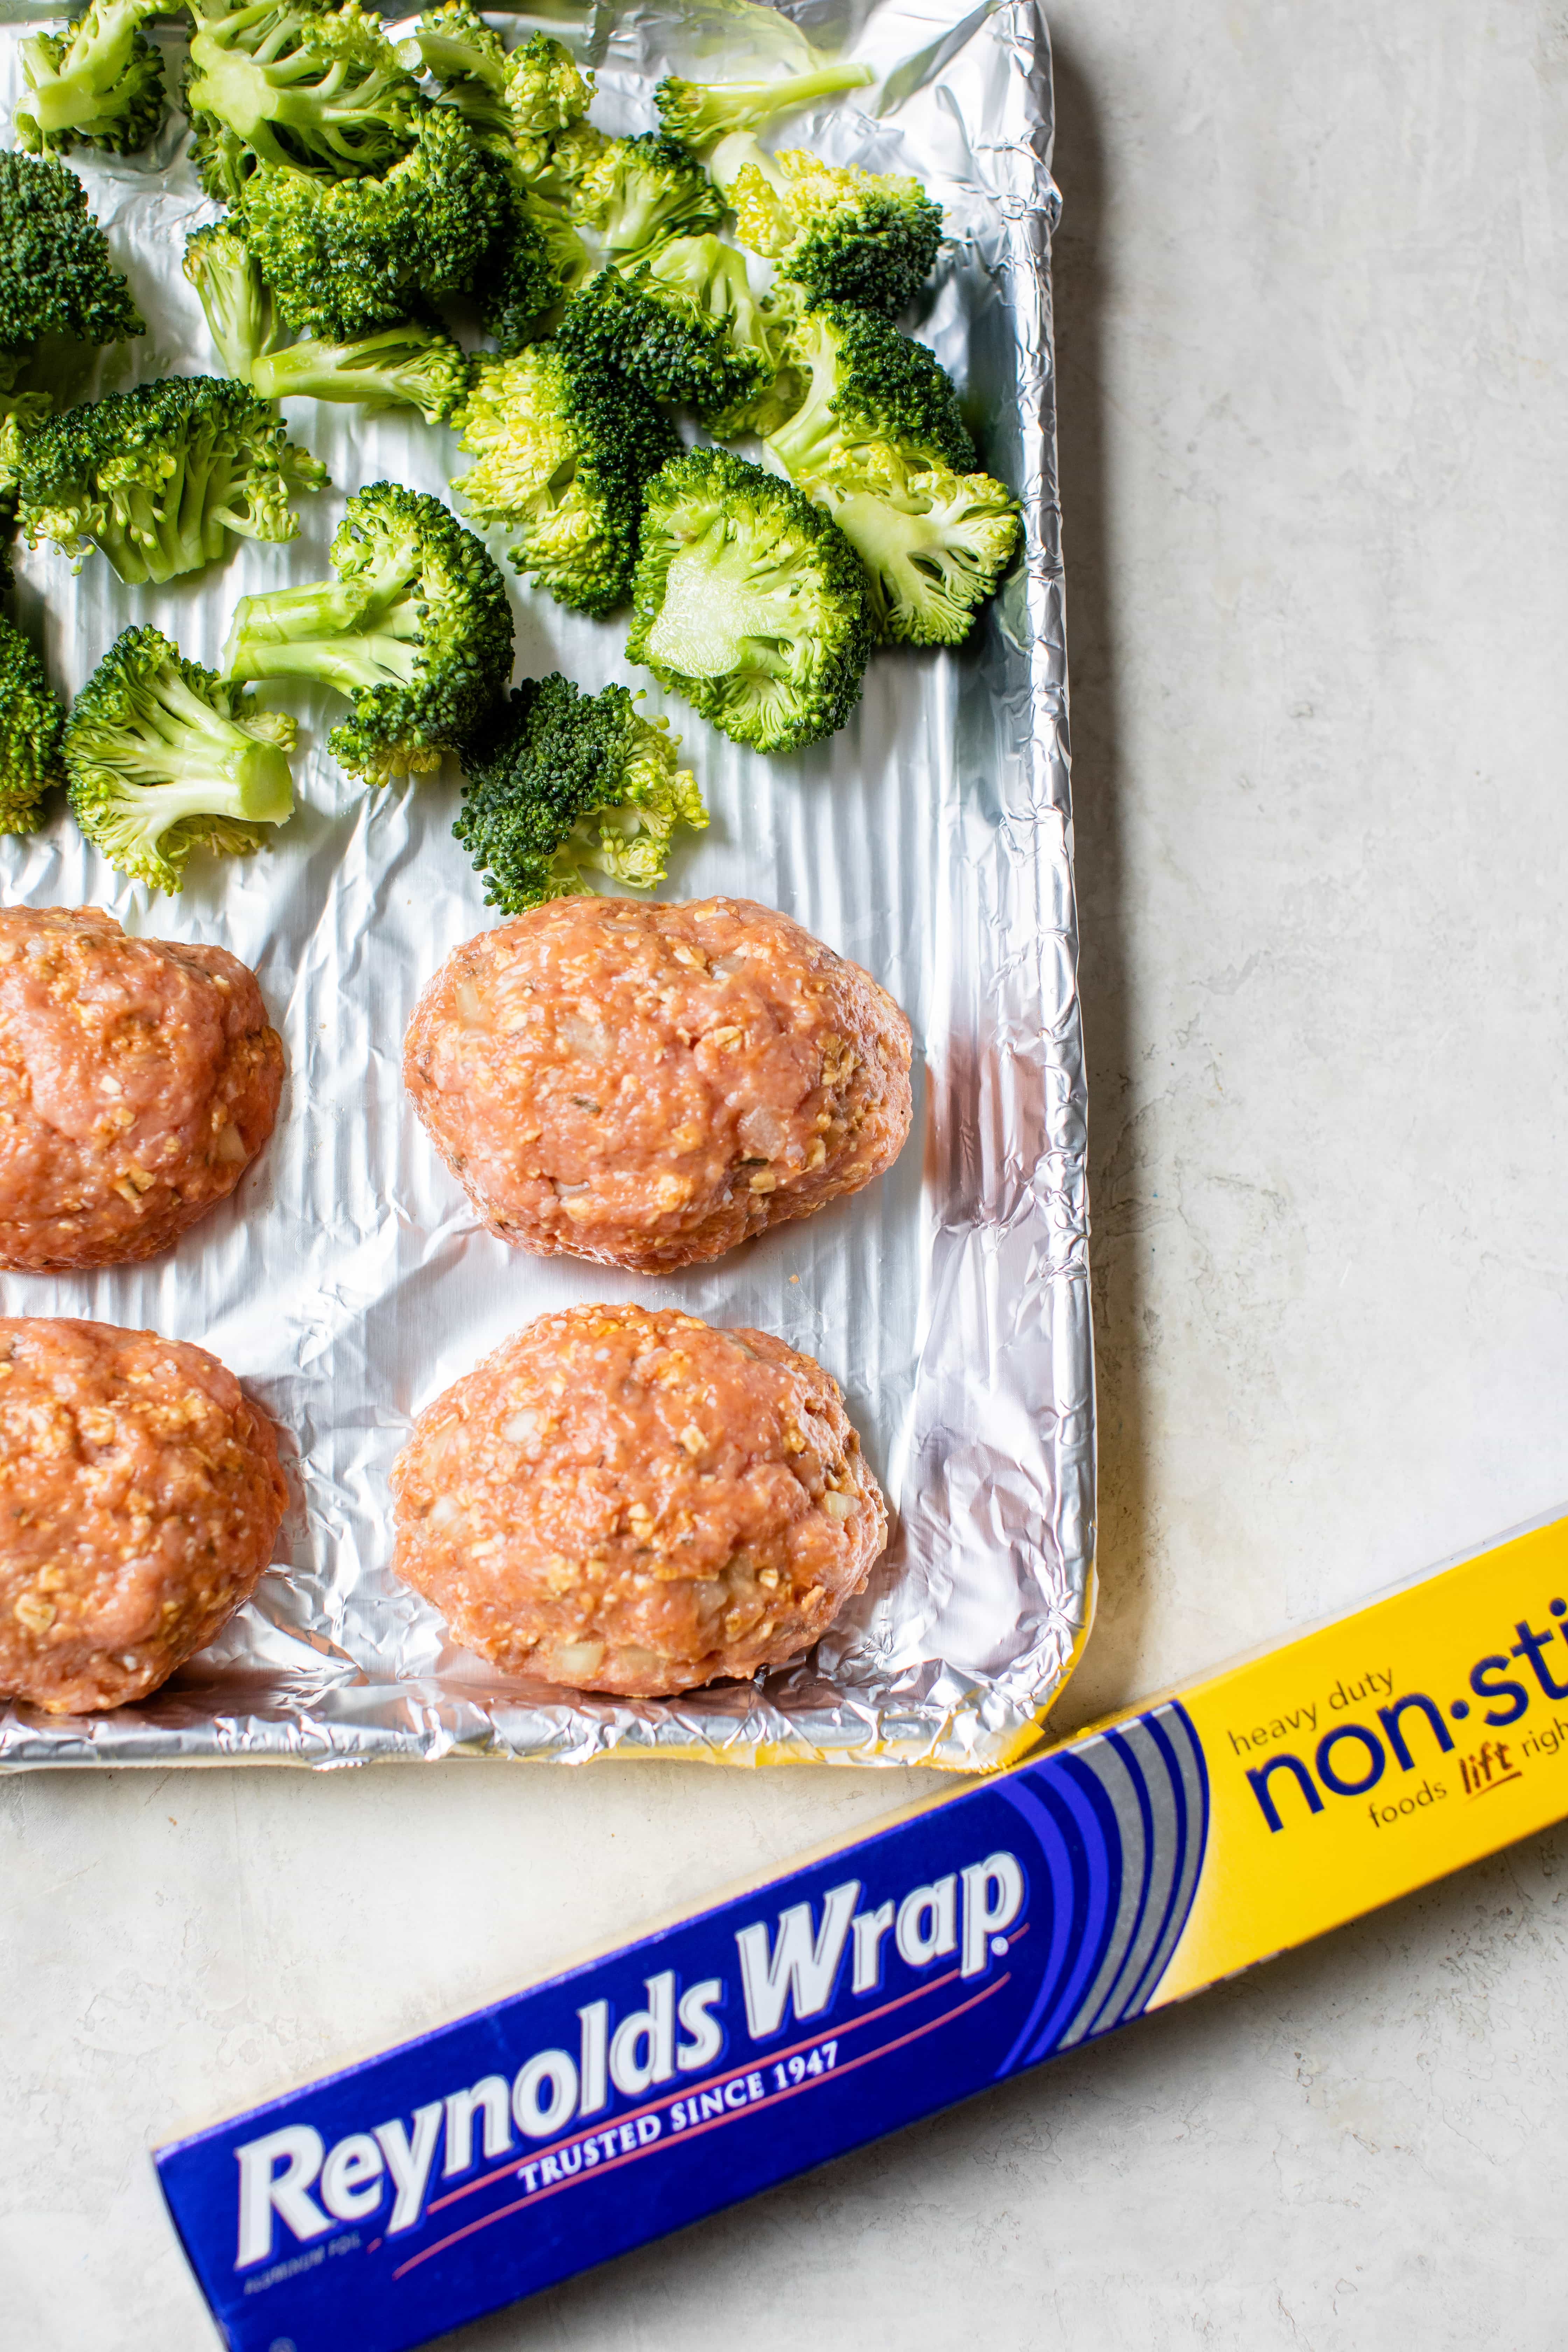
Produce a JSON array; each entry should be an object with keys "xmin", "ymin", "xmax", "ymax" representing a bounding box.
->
[{"xmin": 0, "ymin": 0, "xmax": 1092, "ymax": 1770}]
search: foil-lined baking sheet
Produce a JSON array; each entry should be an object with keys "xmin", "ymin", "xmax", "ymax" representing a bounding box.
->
[{"xmin": 0, "ymin": 0, "xmax": 1091, "ymax": 1770}]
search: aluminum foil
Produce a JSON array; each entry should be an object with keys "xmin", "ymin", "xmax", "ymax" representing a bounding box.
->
[{"xmin": 0, "ymin": 0, "xmax": 1092, "ymax": 1770}]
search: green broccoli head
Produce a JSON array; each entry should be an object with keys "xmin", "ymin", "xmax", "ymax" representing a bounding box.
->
[
  {"xmin": 18, "ymin": 374, "xmax": 328, "ymax": 586},
  {"xmin": 0, "ymin": 151, "xmax": 145, "ymax": 362},
  {"xmin": 240, "ymin": 102, "xmax": 510, "ymax": 339},
  {"xmin": 712, "ymin": 136, "xmax": 941, "ymax": 316},
  {"xmin": 452, "ymin": 343, "xmax": 680, "ymax": 619},
  {"xmin": 251, "ymin": 314, "xmax": 472, "ymax": 424},
  {"xmin": 653, "ymin": 61, "xmax": 872, "ymax": 154},
  {"xmin": 765, "ymin": 301, "xmax": 975, "ymax": 487},
  {"xmin": 183, "ymin": 219, "xmax": 283, "ymax": 383},
  {"xmin": 0, "ymin": 617, "xmax": 66, "ymax": 835},
  {"xmin": 474, "ymin": 164, "xmax": 574, "ymax": 353},
  {"xmin": 555, "ymin": 239, "xmax": 798, "ymax": 433},
  {"xmin": 15, "ymin": 0, "xmax": 168, "ymax": 158},
  {"xmin": 183, "ymin": 0, "xmax": 421, "ymax": 200},
  {"xmin": 809, "ymin": 445, "xmax": 1021, "ymax": 646},
  {"xmin": 220, "ymin": 481, "xmax": 514, "ymax": 785},
  {"xmin": 627, "ymin": 446, "xmax": 872, "ymax": 755},
  {"xmin": 571, "ymin": 132, "xmax": 723, "ymax": 267},
  {"xmin": 454, "ymin": 672, "xmax": 707, "ymax": 913},
  {"xmin": 64, "ymin": 623, "xmax": 297, "ymax": 892}
]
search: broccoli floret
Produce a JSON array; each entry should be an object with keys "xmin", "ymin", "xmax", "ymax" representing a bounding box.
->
[
  {"xmin": 0, "ymin": 373, "xmax": 55, "ymax": 580},
  {"xmin": 183, "ymin": 0, "xmax": 421, "ymax": 201},
  {"xmin": 18, "ymin": 374, "xmax": 327, "ymax": 586},
  {"xmin": 413, "ymin": 14, "xmax": 589, "ymax": 135},
  {"xmin": 15, "ymin": 0, "xmax": 168, "ymax": 158},
  {"xmin": 807, "ymin": 446, "xmax": 1020, "ymax": 646},
  {"xmin": 556, "ymin": 238, "xmax": 799, "ymax": 434},
  {"xmin": 183, "ymin": 219, "xmax": 284, "ymax": 382},
  {"xmin": 220, "ymin": 481, "xmax": 513, "ymax": 785},
  {"xmin": 413, "ymin": 11, "xmax": 597, "ymax": 321},
  {"xmin": 710, "ymin": 137, "xmax": 941, "ymax": 316},
  {"xmin": 571, "ymin": 132, "xmax": 723, "ymax": 268},
  {"xmin": 452, "ymin": 343, "xmax": 679, "ymax": 618},
  {"xmin": 184, "ymin": 212, "xmax": 471, "ymax": 418},
  {"xmin": 0, "ymin": 616, "xmax": 66, "ymax": 833},
  {"xmin": 653, "ymin": 62, "xmax": 872, "ymax": 154},
  {"xmin": 626, "ymin": 446, "xmax": 871, "ymax": 755},
  {"xmin": 64, "ymin": 624, "xmax": 297, "ymax": 892},
  {"xmin": 414, "ymin": 13, "xmax": 594, "ymax": 140},
  {"xmin": 254, "ymin": 317, "xmax": 472, "ymax": 423},
  {"xmin": 408, "ymin": 0, "xmax": 510, "ymax": 130},
  {"xmin": 240, "ymin": 102, "xmax": 510, "ymax": 338},
  {"xmin": 0, "ymin": 152, "xmax": 145, "ymax": 364},
  {"xmin": 765, "ymin": 301, "xmax": 975, "ymax": 482},
  {"xmin": 454, "ymin": 672, "xmax": 707, "ymax": 912},
  {"xmin": 473, "ymin": 167, "xmax": 573, "ymax": 352}
]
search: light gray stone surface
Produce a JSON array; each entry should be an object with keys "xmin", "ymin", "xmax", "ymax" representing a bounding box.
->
[{"xmin": 4, "ymin": 2, "xmax": 1567, "ymax": 2344}]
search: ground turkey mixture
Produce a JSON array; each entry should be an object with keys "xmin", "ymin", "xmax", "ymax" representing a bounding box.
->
[
  {"xmin": 0, "ymin": 905, "xmax": 283, "ymax": 1271},
  {"xmin": 391, "ymin": 1304, "xmax": 888, "ymax": 1696},
  {"xmin": 403, "ymin": 895, "xmax": 912, "ymax": 1273},
  {"xmin": 0, "ymin": 1317, "xmax": 288, "ymax": 1714}
]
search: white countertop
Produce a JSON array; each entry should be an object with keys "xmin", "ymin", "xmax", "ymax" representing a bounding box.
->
[{"xmin": 4, "ymin": 3, "xmax": 1567, "ymax": 2343}]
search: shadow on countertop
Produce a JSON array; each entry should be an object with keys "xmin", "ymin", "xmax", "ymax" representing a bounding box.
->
[{"xmin": 1046, "ymin": 37, "xmax": 1153, "ymax": 1736}]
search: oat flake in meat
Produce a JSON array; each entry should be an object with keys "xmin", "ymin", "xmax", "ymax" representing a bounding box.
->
[
  {"xmin": 392, "ymin": 1304, "xmax": 889, "ymax": 1698},
  {"xmin": 0, "ymin": 1317, "xmax": 288, "ymax": 1714},
  {"xmin": 403, "ymin": 895, "xmax": 913, "ymax": 1273},
  {"xmin": 0, "ymin": 905, "xmax": 283, "ymax": 1271}
]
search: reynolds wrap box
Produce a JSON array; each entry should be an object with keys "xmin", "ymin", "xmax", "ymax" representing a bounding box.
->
[{"xmin": 156, "ymin": 1511, "xmax": 1568, "ymax": 2352}]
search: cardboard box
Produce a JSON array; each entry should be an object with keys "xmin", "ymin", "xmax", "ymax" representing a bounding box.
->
[{"xmin": 156, "ymin": 1511, "xmax": 1568, "ymax": 2351}]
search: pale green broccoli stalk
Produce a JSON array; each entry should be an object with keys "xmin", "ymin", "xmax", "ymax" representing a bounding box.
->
[
  {"xmin": 220, "ymin": 481, "xmax": 514, "ymax": 785},
  {"xmin": 571, "ymin": 132, "xmax": 723, "ymax": 268},
  {"xmin": 454, "ymin": 672, "xmax": 707, "ymax": 913},
  {"xmin": 16, "ymin": 0, "xmax": 168, "ymax": 158},
  {"xmin": 183, "ymin": 219, "xmax": 284, "ymax": 382},
  {"xmin": 451, "ymin": 344, "xmax": 679, "ymax": 618},
  {"xmin": 653, "ymin": 62, "xmax": 872, "ymax": 155},
  {"xmin": 808, "ymin": 446, "xmax": 1021, "ymax": 646},
  {"xmin": 252, "ymin": 318, "xmax": 472, "ymax": 424},
  {"xmin": 64, "ymin": 624, "xmax": 297, "ymax": 893},
  {"xmin": 17, "ymin": 375, "xmax": 327, "ymax": 585},
  {"xmin": 627, "ymin": 446, "xmax": 872, "ymax": 755},
  {"xmin": 183, "ymin": 0, "xmax": 422, "ymax": 201},
  {"xmin": 555, "ymin": 239, "xmax": 800, "ymax": 435},
  {"xmin": 710, "ymin": 136, "xmax": 941, "ymax": 316},
  {"xmin": 0, "ymin": 617, "xmax": 66, "ymax": 833},
  {"xmin": 239, "ymin": 102, "xmax": 511, "ymax": 339}
]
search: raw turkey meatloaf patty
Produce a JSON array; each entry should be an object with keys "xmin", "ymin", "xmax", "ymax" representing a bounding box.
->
[
  {"xmin": 0, "ymin": 1316, "xmax": 288, "ymax": 1715},
  {"xmin": 403, "ymin": 895, "xmax": 913, "ymax": 1272},
  {"xmin": 391, "ymin": 1304, "xmax": 888, "ymax": 1696},
  {"xmin": 0, "ymin": 904, "xmax": 283, "ymax": 1271}
]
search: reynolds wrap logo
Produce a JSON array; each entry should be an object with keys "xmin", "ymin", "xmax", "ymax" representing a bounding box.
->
[
  {"xmin": 231, "ymin": 1851, "xmax": 1024, "ymax": 2272},
  {"xmin": 1233, "ymin": 1598, "xmax": 1568, "ymax": 1832}
]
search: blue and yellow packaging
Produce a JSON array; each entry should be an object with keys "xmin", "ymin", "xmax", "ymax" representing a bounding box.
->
[{"xmin": 156, "ymin": 1512, "xmax": 1568, "ymax": 2352}]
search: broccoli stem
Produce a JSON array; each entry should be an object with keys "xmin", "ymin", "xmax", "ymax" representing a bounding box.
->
[
  {"xmin": 249, "ymin": 329, "xmax": 448, "ymax": 416},
  {"xmin": 116, "ymin": 665, "xmax": 294, "ymax": 828},
  {"xmin": 222, "ymin": 579, "xmax": 420, "ymax": 694},
  {"xmin": 645, "ymin": 527, "xmax": 792, "ymax": 680},
  {"xmin": 23, "ymin": 6, "xmax": 149, "ymax": 135}
]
